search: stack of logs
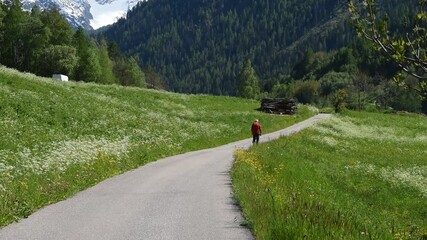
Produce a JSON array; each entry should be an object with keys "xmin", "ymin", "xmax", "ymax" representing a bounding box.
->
[{"xmin": 260, "ymin": 98, "xmax": 297, "ymax": 115}]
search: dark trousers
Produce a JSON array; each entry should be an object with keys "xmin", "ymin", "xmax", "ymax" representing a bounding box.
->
[{"xmin": 252, "ymin": 134, "xmax": 260, "ymax": 144}]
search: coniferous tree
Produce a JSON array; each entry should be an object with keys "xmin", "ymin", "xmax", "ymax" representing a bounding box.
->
[
  {"xmin": 73, "ymin": 28, "xmax": 101, "ymax": 82},
  {"xmin": 292, "ymin": 48, "xmax": 315, "ymax": 80},
  {"xmin": 85, "ymin": 40, "xmax": 102, "ymax": 83},
  {"xmin": 40, "ymin": 7, "xmax": 73, "ymax": 46},
  {"xmin": 112, "ymin": 56, "xmax": 129, "ymax": 85},
  {"xmin": 107, "ymin": 42, "xmax": 128, "ymax": 85},
  {"xmin": 0, "ymin": 0, "xmax": 29, "ymax": 69},
  {"xmin": 97, "ymin": 38, "xmax": 117, "ymax": 84},
  {"xmin": 0, "ymin": 3, "xmax": 5, "ymax": 50},
  {"xmin": 25, "ymin": 6, "xmax": 50, "ymax": 73},
  {"xmin": 107, "ymin": 42, "xmax": 123, "ymax": 62},
  {"xmin": 73, "ymin": 27, "xmax": 88, "ymax": 81},
  {"xmin": 125, "ymin": 57, "xmax": 146, "ymax": 87}
]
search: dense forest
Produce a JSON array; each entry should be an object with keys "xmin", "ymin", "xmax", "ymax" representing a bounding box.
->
[
  {"xmin": 100, "ymin": 0, "xmax": 349, "ymax": 95},
  {"xmin": 0, "ymin": 0, "xmax": 146, "ymax": 87},
  {"xmin": 99, "ymin": 0, "xmax": 415, "ymax": 96}
]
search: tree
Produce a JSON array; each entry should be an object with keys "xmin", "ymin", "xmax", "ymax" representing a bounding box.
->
[
  {"xmin": 294, "ymin": 80, "xmax": 320, "ymax": 104},
  {"xmin": 143, "ymin": 65, "xmax": 166, "ymax": 90},
  {"xmin": 73, "ymin": 28, "xmax": 101, "ymax": 82},
  {"xmin": 0, "ymin": 0, "xmax": 29, "ymax": 69},
  {"xmin": 271, "ymin": 82, "xmax": 295, "ymax": 98},
  {"xmin": 237, "ymin": 60, "xmax": 260, "ymax": 99},
  {"xmin": 319, "ymin": 71, "xmax": 352, "ymax": 97},
  {"xmin": 82, "ymin": 46, "xmax": 102, "ymax": 83},
  {"xmin": 40, "ymin": 7, "xmax": 74, "ymax": 46},
  {"xmin": 36, "ymin": 45, "xmax": 78, "ymax": 77},
  {"xmin": 352, "ymin": 71, "xmax": 369, "ymax": 111},
  {"xmin": 348, "ymin": 0, "xmax": 427, "ymax": 113},
  {"xmin": 0, "ymin": 3, "xmax": 5, "ymax": 42},
  {"xmin": 124, "ymin": 57, "xmax": 147, "ymax": 87},
  {"xmin": 24, "ymin": 6, "xmax": 51, "ymax": 73},
  {"xmin": 97, "ymin": 39, "xmax": 117, "ymax": 85},
  {"xmin": 292, "ymin": 48, "xmax": 315, "ymax": 80},
  {"xmin": 332, "ymin": 89, "xmax": 348, "ymax": 113}
]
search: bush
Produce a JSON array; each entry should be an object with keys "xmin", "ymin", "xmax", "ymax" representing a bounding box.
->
[
  {"xmin": 271, "ymin": 82, "xmax": 295, "ymax": 98},
  {"xmin": 319, "ymin": 71, "xmax": 352, "ymax": 96},
  {"xmin": 332, "ymin": 89, "xmax": 348, "ymax": 113},
  {"xmin": 294, "ymin": 80, "xmax": 320, "ymax": 104}
]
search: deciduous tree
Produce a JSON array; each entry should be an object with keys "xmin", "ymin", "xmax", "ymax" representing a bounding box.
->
[
  {"xmin": 294, "ymin": 80, "xmax": 320, "ymax": 104},
  {"xmin": 348, "ymin": 0, "xmax": 427, "ymax": 112},
  {"xmin": 237, "ymin": 60, "xmax": 260, "ymax": 99},
  {"xmin": 37, "ymin": 45, "xmax": 78, "ymax": 77}
]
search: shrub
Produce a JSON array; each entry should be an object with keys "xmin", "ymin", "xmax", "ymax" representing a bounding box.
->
[{"xmin": 294, "ymin": 80, "xmax": 320, "ymax": 104}]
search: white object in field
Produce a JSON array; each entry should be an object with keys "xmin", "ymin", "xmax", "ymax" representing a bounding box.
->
[{"xmin": 52, "ymin": 74, "xmax": 69, "ymax": 81}]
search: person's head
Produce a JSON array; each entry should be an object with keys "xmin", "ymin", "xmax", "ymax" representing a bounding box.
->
[{"xmin": 255, "ymin": 119, "xmax": 259, "ymax": 122}]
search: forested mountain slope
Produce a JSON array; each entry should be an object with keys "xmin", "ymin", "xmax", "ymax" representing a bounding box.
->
[{"xmin": 100, "ymin": 0, "xmax": 415, "ymax": 95}]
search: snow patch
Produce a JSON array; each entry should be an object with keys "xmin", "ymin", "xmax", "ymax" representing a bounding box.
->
[{"xmin": 88, "ymin": 0, "xmax": 142, "ymax": 29}]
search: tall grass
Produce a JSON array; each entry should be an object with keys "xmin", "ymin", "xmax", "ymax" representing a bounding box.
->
[
  {"xmin": 231, "ymin": 110, "xmax": 427, "ymax": 239},
  {"xmin": 0, "ymin": 67, "xmax": 316, "ymax": 227}
]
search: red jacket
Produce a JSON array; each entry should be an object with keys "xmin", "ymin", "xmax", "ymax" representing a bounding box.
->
[{"xmin": 251, "ymin": 121, "xmax": 262, "ymax": 135}]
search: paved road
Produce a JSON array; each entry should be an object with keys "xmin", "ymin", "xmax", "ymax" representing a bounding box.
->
[{"xmin": 0, "ymin": 114, "xmax": 330, "ymax": 240}]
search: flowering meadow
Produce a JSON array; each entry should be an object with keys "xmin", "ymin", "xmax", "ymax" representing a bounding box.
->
[
  {"xmin": 232, "ymin": 110, "xmax": 427, "ymax": 239},
  {"xmin": 0, "ymin": 66, "xmax": 316, "ymax": 227}
]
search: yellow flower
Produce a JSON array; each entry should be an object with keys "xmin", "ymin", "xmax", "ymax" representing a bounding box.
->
[{"xmin": 20, "ymin": 181, "xmax": 28, "ymax": 189}]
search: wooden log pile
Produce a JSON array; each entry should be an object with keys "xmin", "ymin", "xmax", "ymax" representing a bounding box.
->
[{"xmin": 260, "ymin": 98, "xmax": 297, "ymax": 115}]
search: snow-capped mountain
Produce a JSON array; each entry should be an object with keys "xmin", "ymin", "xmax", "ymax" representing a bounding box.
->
[
  {"xmin": 87, "ymin": 0, "xmax": 143, "ymax": 30},
  {"xmin": 7, "ymin": 0, "xmax": 144, "ymax": 30}
]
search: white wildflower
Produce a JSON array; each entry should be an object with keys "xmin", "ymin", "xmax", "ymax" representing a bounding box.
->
[
  {"xmin": 347, "ymin": 163, "xmax": 427, "ymax": 198},
  {"xmin": 314, "ymin": 116, "xmax": 426, "ymax": 143},
  {"xmin": 311, "ymin": 136, "xmax": 338, "ymax": 146},
  {"xmin": 13, "ymin": 137, "xmax": 131, "ymax": 175},
  {"xmin": 380, "ymin": 166, "xmax": 427, "ymax": 198},
  {"xmin": 305, "ymin": 105, "xmax": 319, "ymax": 114}
]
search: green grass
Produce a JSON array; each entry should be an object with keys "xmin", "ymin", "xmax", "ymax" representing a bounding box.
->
[
  {"xmin": 231, "ymin": 110, "xmax": 427, "ymax": 239},
  {"xmin": 0, "ymin": 66, "xmax": 316, "ymax": 227}
]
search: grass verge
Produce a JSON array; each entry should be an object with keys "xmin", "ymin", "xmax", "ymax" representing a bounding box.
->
[{"xmin": 231, "ymin": 110, "xmax": 427, "ymax": 239}]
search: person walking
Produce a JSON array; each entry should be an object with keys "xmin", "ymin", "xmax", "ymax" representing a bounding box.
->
[{"xmin": 251, "ymin": 119, "xmax": 262, "ymax": 144}]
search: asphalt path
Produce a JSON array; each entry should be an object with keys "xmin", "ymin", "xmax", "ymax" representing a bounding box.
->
[{"xmin": 0, "ymin": 114, "xmax": 330, "ymax": 240}]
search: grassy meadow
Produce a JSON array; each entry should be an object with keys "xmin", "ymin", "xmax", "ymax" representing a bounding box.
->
[
  {"xmin": 0, "ymin": 66, "xmax": 316, "ymax": 227},
  {"xmin": 232, "ymin": 111, "xmax": 427, "ymax": 239}
]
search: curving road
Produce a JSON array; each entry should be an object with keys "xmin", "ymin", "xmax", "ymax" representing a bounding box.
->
[{"xmin": 0, "ymin": 114, "xmax": 330, "ymax": 240}]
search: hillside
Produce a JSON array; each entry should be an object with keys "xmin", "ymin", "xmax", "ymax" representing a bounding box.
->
[
  {"xmin": 0, "ymin": 66, "xmax": 316, "ymax": 226},
  {"xmin": 100, "ymin": 0, "xmax": 351, "ymax": 95},
  {"xmin": 99, "ymin": 0, "xmax": 417, "ymax": 96}
]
